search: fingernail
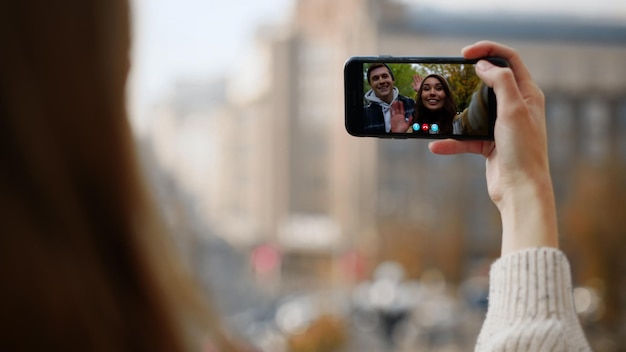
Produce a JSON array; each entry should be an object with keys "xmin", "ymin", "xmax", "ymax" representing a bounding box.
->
[{"xmin": 476, "ymin": 60, "xmax": 495, "ymax": 72}]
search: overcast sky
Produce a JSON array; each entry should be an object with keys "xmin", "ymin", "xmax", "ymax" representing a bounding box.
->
[{"xmin": 128, "ymin": 0, "xmax": 293, "ymax": 123}]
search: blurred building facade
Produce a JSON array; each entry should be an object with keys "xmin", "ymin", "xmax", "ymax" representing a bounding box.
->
[
  {"xmin": 143, "ymin": 0, "xmax": 626, "ymax": 345},
  {"xmin": 191, "ymin": 0, "xmax": 626, "ymax": 287}
]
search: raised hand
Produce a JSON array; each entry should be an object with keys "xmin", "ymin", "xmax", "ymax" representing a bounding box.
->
[
  {"xmin": 390, "ymin": 100, "xmax": 411, "ymax": 133},
  {"xmin": 411, "ymin": 74, "xmax": 423, "ymax": 92}
]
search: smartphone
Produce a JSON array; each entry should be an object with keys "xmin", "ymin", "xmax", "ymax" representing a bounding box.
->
[{"xmin": 344, "ymin": 56, "xmax": 509, "ymax": 140}]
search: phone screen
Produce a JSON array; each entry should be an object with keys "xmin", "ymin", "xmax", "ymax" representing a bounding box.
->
[{"xmin": 344, "ymin": 57, "xmax": 506, "ymax": 140}]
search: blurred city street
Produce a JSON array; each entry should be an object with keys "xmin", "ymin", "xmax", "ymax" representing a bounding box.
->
[{"xmin": 131, "ymin": 0, "xmax": 626, "ymax": 350}]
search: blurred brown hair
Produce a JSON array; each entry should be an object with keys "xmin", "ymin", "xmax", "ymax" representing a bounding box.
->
[{"xmin": 0, "ymin": 1, "xmax": 236, "ymax": 351}]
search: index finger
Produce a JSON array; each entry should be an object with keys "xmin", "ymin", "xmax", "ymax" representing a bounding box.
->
[{"xmin": 462, "ymin": 41, "xmax": 537, "ymax": 95}]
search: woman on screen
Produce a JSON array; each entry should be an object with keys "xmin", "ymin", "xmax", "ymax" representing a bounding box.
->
[
  {"xmin": 390, "ymin": 74, "xmax": 489, "ymax": 136},
  {"xmin": 413, "ymin": 74, "xmax": 457, "ymax": 134}
]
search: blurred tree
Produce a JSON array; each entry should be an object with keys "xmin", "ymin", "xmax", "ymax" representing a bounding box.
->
[
  {"xmin": 387, "ymin": 63, "xmax": 419, "ymax": 99},
  {"xmin": 561, "ymin": 160, "xmax": 626, "ymax": 330}
]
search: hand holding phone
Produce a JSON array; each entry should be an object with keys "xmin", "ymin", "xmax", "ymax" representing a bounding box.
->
[
  {"xmin": 427, "ymin": 41, "xmax": 558, "ymax": 255},
  {"xmin": 344, "ymin": 57, "xmax": 509, "ymax": 140}
]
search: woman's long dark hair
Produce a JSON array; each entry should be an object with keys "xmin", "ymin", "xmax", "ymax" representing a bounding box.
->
[
  {"xmin": 0, "ymin": 1, "xmax": 237, "ymax": 351},
  {"xmin": 413, "ymin": 74, "xmax": 457, "ymax": 134}
]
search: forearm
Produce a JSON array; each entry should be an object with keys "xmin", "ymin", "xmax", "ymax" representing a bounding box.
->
[{"xmin": 497, "ymin": 177, "xmax": 559, "ymax": 256}]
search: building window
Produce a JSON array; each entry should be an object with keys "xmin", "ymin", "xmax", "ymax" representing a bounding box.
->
[
  {"xmin": 580, "ymin": 98, "xmax": 610, "ymax": 161},
  {"xmin": 546, "ymin": 95, "xmax": 574, "ymax": 163}
]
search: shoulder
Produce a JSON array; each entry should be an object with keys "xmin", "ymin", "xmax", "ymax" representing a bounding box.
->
[
  {"xmin": 398, "ymin": 95, "xmax": 415, "ymax": 107},
  {"xmin": 398, "ymin": 95, "xmax": 415, "ymax": 108},
  {"xmin": 398, "ymin": 94, "xmax": 414, "ymax": 103}
]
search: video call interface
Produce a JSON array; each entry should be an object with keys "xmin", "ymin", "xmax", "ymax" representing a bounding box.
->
[{"xmin": 358, "ymin": 62, "xmax": 489, "ymax": 137}]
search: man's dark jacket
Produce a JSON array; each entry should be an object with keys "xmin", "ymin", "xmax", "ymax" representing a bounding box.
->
[{"xmin": 363, "ymin": 95, "xmax": 415, "ymax": 134}]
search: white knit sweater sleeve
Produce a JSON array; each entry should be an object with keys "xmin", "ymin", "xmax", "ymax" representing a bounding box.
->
[{"xmin": 475, "ymin": 247, "xmax": 592, "ymax": 352}]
